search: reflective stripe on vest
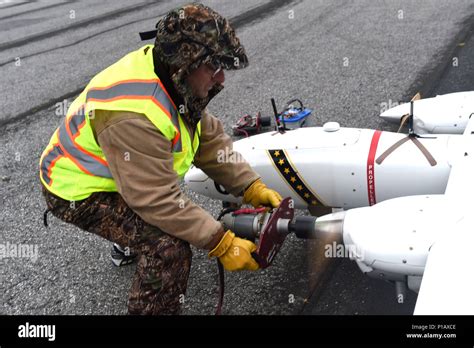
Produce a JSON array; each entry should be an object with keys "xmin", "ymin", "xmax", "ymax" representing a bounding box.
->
[
  {"xmin": 41, "ymin": 106, "xmax": 113, "ymax": 185},
  {"xmin": 87, "ymin": 79, "xmax": 183, "ymax": 152},
  {"xmin": 40, "ymin": 143, "xmax": 64, "ymax": 186}
]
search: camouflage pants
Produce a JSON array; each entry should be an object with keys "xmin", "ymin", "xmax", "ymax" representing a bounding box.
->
[{"xmin": 41, "ymin": 186, "xmax": 192, "ymax": 315}]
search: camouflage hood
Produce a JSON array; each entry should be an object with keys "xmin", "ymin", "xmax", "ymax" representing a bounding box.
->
[{"xmin": 152, "ymin": 2, "xmax": 249, "ymax": 125}]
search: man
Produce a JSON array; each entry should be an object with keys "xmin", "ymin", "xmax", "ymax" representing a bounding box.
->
[{"xmin": 39, "ymin": 3, "xmax": 282, "ymax": 315}]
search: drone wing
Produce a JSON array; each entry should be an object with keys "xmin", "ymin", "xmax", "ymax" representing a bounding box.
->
[{"xmin": 414, "ymin": 115, "xmax": 474, "ymax": 314}]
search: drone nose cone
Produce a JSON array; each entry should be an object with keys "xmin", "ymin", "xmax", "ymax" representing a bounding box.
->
[{"xmin": 380, "ymin": 103, "xmax": 411, "ymax": 124}]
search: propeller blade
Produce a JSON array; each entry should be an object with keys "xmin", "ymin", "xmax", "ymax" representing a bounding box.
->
[{"xmin": 411, "ymin": 92, "xmax": 421, "ymax": 101}]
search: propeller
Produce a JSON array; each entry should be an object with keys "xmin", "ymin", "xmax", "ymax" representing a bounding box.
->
[{"xmin": 397, "ymin": 92, "xmax": 421, "ymax": 133}]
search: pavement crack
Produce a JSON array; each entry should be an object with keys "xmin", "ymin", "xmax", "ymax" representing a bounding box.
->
[
  {"xmin": 0, "ymin": 87, "xmax": 83, "ymax": 130},
  {"xmin": 230, "ymin": 0, "xmax": 300, "ymax": 28},
  {"xmin": 0, "ymin": 11, "xmax": 163, "ymax": 68},
  {"xmin": 0, "ymin": 0, "xmax": 78, "ymax": 22},
  {"xmin": 0, "ymin": 0, "xmax": 161, "ymax": 52},
  {"xmin": 0, "ymin": 0, "xmax": 38, "ymax": 11}
]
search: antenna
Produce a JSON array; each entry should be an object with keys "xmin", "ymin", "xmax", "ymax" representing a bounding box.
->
[
  {"xmin": 408, "ymin": 100, "xmax": 414, "ymax": 136},
  {"xmin": 271, "ymin": 98, "xmax": 285, "ymax": 133}
]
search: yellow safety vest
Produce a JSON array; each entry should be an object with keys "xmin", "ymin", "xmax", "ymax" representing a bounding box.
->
[{"xmin": 39, "ymin": 45, "xmax": 201, "ymax": 201}]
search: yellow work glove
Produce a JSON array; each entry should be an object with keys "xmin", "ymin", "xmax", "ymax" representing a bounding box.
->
[
  {"xmin": 243, "ymin": 179, "xmax": 283, "ymax": 209},
  {"xmin": 208, "ymin": 230, "xmax": 259, "ymax": 271}
]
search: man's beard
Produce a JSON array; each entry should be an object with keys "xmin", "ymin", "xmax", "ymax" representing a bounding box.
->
[{"xmin": 174, "ymin": 79, "xmax": 224, "ymax": 129}]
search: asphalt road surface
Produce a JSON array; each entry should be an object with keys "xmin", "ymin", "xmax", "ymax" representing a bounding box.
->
[{"xmin": 1, "ymin": 0, "xmax": 473, "ymax": 316}]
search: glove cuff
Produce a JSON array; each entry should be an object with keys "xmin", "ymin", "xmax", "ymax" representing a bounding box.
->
[
  {"xmin": 208, "ymin": 230, "xmax": 235, "ymax": 258},
  {"xmin": 243, "ymin": 178, "xmax": 264, "ymax": 204}
]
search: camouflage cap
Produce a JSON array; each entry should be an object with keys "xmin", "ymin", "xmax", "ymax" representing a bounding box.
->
[
  {"xmin": 155, "ymin": 2, "xmax": 248, "ymax": 76},
  {"xmin": 153, "ymin": 2, "xmax": 249, "ymax": 123}
]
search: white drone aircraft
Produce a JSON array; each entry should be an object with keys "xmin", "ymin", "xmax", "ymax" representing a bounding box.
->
[{"xmin": 185, "ymin": 91, "xmax": 474, "ymax": 314}]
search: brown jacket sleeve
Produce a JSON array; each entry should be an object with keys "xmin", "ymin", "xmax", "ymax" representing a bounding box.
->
[
  {"xmin": 92, "ymin": 110, "xmax": 224, "ymax": 250},
  {"xmin": 193, "ymin": 109, "xmax": 260, "ymax": 197}
]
